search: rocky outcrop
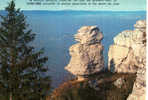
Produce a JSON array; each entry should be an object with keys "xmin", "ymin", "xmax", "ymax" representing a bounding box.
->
[
  {"xmin": 108, "ymin": 20, "xmax": 146, "ymax": 73},
  {"xmin": 65, "ymin": 26, "xmax": 104, "ymax": 79},
  {"xmin": 108, "ymin": 20, "xmax": 146, "ymax": 100},
  {"xmin": 127, "ymin": 67, "xmax": 146, "ymax": 100}
]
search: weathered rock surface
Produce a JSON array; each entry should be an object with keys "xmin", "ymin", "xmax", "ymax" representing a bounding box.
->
[
  {"xmin": 108, "ymin": 20, "xmax": 146, "ymax": 100},
  {"xmin": 65, "ymin": 26, "xmax": 104, "ymax": 78},
  {"xmin": 127, "ymin": 67, "xmax": 146, "ymax": 100},
  {"xmin": 113, "ymin": 77, "xmax": 126, "ymax": 88},
  {"xmin": 74, "ymin": 26, "xmax": 103, "ymax": 44},
  {"xmin": 108, "ymin": 20, "xmax": 146, "ymax": 73}
]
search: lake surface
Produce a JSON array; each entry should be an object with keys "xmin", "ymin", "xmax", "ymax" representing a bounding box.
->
[{"xmin": 0, "ymin": 11, "xmax": 146, "ymax": 88}]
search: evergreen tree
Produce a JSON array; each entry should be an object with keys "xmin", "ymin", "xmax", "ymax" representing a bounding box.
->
[{"xmin": 0, "ymin": 1, "xmax": 51, "ymax": 100}]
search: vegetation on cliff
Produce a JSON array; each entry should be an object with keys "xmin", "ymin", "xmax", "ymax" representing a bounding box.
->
[{"xmin": 49, "ymin": 72, "xmax": 136, "ymax": 100}]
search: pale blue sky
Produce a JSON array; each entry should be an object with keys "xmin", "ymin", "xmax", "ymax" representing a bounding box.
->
[{"xmin": 0, "ymin": 0, "xmax": 146, "ymax": 11}]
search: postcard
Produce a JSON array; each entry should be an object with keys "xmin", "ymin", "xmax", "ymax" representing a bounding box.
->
[{"xmin": 0, "ymin": 0, "xmax": 146, "ymax": 100}]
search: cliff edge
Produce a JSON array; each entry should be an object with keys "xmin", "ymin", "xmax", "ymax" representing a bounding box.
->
[{"xmin": 108, "ymin": 20, "xmax": 146, "ymax": 100}]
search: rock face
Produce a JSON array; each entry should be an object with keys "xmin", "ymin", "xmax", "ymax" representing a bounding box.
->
[
  {"xmin": 127, "ymin": 68, "xmax": 146, "ymax": 100},
  {"xmin": 74, "ymin": 26, "xmax": 103, "ymax": 44},
  {"xmin": 65, "ymin": 26, "xmax": 104, "ymax": 78},
  {"xmin": 108, "ymin": 20, "xmax": 146, "ymax": 100},
  {"xmin": 113, "ymin": 77, "xmax": 126, "ymax": 88},
  {"xmin": 108, "ymin": 20, "xmax": 146, "ymax": 73}
]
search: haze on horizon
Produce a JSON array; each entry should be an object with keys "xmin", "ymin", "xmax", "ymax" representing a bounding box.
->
[{"xmin": 0, "ymin": 0, "xmax": 146, "ymax": 11}]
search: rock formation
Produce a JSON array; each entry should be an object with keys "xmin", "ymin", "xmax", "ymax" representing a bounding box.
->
[
  {"xmin": 65, "ymin": 26, "xmax": 104, "ymax": 79},
  {"xmin": 108, "ymin": 20, "xmax": 146, "ymax": 100}
]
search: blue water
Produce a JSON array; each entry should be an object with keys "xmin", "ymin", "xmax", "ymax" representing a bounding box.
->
[{"xmin": 0, "ymin": 11, "xmax": 146, "ymax": 88}]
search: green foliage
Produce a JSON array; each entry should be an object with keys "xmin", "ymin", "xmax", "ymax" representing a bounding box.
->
[{"xmin": 0, "ymin": 1, "xmax": 51, "ymax": 100}]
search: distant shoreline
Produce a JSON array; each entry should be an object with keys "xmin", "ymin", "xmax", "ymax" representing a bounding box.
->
[
  {"xmin": 0, "ymin": 10, "xmax": 146, "ymax": 12},
  {"xmin": 0, "ymin": 10, "xmax": 146, "ymax": 15}
]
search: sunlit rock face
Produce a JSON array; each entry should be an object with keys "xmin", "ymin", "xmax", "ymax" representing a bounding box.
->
[
  {"xmin": 74, "ymin": 26, "xmax": 103, "ymax": 44},
  {"xmin": 108, "ymin": 20, "xmax": 146, "ymax": 73},
  {"xmin": 65, "ymin": 26, "xmax": 104, "ymax": 78},
  {"xmin": 108, "ymin": 20, "xmax": 146, "ymax": 100}
]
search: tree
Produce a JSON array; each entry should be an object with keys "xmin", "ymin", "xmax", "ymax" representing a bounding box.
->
[{"xmin": 0, "ymin": 1, "xmax": 51, "ymax": 100}]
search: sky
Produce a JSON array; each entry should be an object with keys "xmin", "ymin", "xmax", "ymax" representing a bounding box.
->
[{"xmin": 0, "ymin": 0, "xmax": 146, "ymax": 11}]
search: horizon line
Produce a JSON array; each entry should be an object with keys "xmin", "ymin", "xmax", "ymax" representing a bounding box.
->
[{"xmin": 0, "ymin": 10, "xmax": 146, "ymax": 12}]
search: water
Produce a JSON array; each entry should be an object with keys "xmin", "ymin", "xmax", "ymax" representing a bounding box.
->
[{"xmin": 0, "ymin": 11, "xmax": 146, "ymax": 88}]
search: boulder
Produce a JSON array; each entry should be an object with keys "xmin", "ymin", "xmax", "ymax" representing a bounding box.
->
[{"xmin": 65, "ymin": 26, "xmax": 104, "ymax": 78}]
